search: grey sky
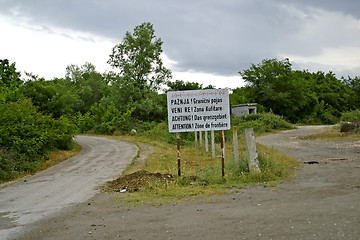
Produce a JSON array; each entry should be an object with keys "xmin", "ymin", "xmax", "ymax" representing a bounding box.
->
[{"xmin": 0, "ymin": 0, "xmax": 359, "ymax": 85}]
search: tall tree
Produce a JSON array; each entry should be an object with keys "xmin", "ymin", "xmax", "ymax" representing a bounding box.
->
[
  {"xmin": 239, "ymin": 58, "xmax": 317, "ymax": 122},
  {"xmin": 66, "ymin": 63, "xmax": 110, "ymax": 114},
  {"xmin": 0, "ymin": 59, "xmax": 22, "ymax": 89},
  {"xmin": 108, "ymin": 22, "xmax": 172, "ymax": 90}
]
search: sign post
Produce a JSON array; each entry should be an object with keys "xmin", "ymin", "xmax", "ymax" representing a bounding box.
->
[
  {"xmin": 167, "ymin": 89, "xmax": 231, "ymax": 177},
  {"xmin": 177, "ymin": 132, "xmax": 181, "ymax": 176}
]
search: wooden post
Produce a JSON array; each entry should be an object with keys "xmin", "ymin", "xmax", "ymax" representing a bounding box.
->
[
  {"xmin": 233, "ymin": 126, "xmax": 239, "ymax": 164},
  {"xmin": 211, "ymin": 130, "xmax": 215, "ymax": 159},
  {"xmin": 205, "ymin": 131, "xmax": 209, "ymax": 152},
  {"xmin": 195, "ymin": 131, "xmax": 198, "ymax": 143},
  {"xmin": 220, "ymin": 130, "xmax": 225, "ymax": 178},
  {"xmin": 177, "ymin": 132, "xmax": 181, "ymax": 176},
  {"xmin": 243, "ymin": 128, "xmax": 261, "ymax": 173}
]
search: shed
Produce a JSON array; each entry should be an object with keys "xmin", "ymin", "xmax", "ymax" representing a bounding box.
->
[{"xmin": 231, "ymin": 103, "xmax": 258, "ymax": 117}]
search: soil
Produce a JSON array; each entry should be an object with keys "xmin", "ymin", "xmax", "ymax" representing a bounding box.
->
[
  {"xmin": 105, "ymin": 170, "xmax": 173, "ymax": 193},
  {"xmin": 16, "ymin": 126, "xmax": 360, "ymax": 240}
]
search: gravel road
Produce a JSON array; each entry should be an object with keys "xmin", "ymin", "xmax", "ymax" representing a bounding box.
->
[
  {"xmin": 0, "ymin": 136, "xmax": 138, "ymax": 240},
  {"xmin": 3, "ymin": 126, "xmax": 360, "ymax": 240}
]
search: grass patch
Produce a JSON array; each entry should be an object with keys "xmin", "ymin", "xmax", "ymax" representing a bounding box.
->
[{"xmin": 108, "ymin": 132, "xmax": 300, "ymax": 206}]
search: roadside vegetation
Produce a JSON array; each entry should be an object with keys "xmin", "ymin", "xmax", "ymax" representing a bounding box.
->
[{"xmin": 1, "ymin": 21, "xmax": 359, "ymax": 200}]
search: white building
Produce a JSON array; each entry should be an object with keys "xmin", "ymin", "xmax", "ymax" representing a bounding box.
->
[{"xmin": 231, "ymin": 103, "xmax": 257, "ymax": 117}]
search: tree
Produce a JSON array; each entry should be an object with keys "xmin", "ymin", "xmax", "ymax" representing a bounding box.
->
[
  {"xmin": 342, "ymin": 76, "xmax": 360, "ymax": 108},
  {"xmin": 167, "ymin": 80, "xmax": 214, "ymax": 91},
  {"xmin": 66, "ymin": 63, "xmax": 110, "ymax": 114},
  {"xmin": 0, "ymin": 59, "xmax": 22, "ymax": 89},
  {"xmin": 0, "ymin": 59, "xmax": 23, "ymax": 103},
  {"xmin": 239, "ymin": 58, "xmax": 318, "ymax": 122},
  {"xmin": 108, "ymin": 22, "xmax": 172, "ymax": 90}
]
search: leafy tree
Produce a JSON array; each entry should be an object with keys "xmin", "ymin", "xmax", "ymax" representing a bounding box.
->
[
  {"xmin": 20, "ymin": 78, "xmax": 78, "ymax": 118},
  {"xmin": 342, "ymin": 76, "xmax": 360, "ymax": 108},
  {"xmin": 237, "ymin": 58, "xmax": 357, "ymax": 123},
  {"xmin": 167, "ymin": 80, "xmax": 214, "ymax": 91},
  {"xmin": 239, "ymin": 58, "xmax": 317, "ymax": 122},
  {"xmin": 108, "ymin": 22, "xmax": 172, "ymax": 90},
  {"xmin": 66, "ymin": 63, "xmax": 109, "ymax": 114},
  {"xmin": 0, "ymin": 59, "xmax": 23, "ymax": 103},
  {"xmin": 0, "ymin": 59, "xmax": 22, "ymax": 89}
]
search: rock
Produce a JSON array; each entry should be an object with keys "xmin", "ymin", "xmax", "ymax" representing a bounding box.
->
[
  {"xmin": 129, "ymin": 129, "xmax": 137, "ymax": 135},
  {"xmin": 340, "ymin": 121, "xmax": 359, "ymax": 132}
]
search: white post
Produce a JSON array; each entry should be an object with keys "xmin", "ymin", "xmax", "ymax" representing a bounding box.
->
[
  {"xmin": 211, "ymin": 130, "xmax": 215, "ymax": 159},
  {"xmin": 205, "ymin": 131, "xmax": 209, "ymax": 152},
  {"xmin": 199, "ymin": 131, "xmax": 203, "ymax": 145}
]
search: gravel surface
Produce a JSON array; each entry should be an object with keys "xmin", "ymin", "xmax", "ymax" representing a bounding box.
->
[{"xmin": 4, "ymin": 126, "xmax": 360, "ymax": 240}]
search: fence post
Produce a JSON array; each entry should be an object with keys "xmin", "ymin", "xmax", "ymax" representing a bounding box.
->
[
  {"xmin": 243, "ymin": 128, "xmax": 261, "ymax": 173},
  {"xmin": 205, "ymin": 131, "xmax": 209, "ymax": 152},
  {"xmin": 211, "ymin": 130, "xmax": 215, "ymax": 158},
  {"xmin": 233, "ymin": 126, "xmax": 239, "ymax": 164}
]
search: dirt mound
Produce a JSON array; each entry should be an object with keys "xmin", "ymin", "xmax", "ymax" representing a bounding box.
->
[{"xmin": 106, "ymin": 170, "xmax": 173, "ymax": 193}]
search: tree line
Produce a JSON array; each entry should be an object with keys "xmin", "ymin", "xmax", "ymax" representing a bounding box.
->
[
  {"xmin": 1, "ymin": 22, "xmax": 359, "ymax": 181},
  {"xmin": 232, "ymin": 58, "xmax": 360, "ymax": 124}
]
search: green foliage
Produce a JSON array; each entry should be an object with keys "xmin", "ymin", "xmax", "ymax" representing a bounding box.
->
[
  {"xmin": 66, "ymin": 63, "xmax": 110, "ymax": 114},
  {"xmin": 231, "ymin": 112, "xmax": 294, "ymax": 134},
  {"xmin": 237, "ymin": 58, "xmax": 357, "ymax": 124},
  {"xmin": 108, "ymin": 22, "xmax": 172, "ymax": 91},
  {"xmin": 0, "ymin": 100, "xmax": 76, "ymax": 181},
  {"xmin": 167, "ymin": 80, "xmax": 214, "ymax": 91},
  {"xmin": 341, "ymin": 109, "xmax": 360, "ymax": 122},
  {"xmin": 74, "ymin": 103, "xmax": 136, "ymax": 135},
  {"xmin": 103, "ymin": 76, "xmax": 167, "ymax": 122},
  {"xmin": 0, "ymin": 59, "xmax": 22, "ymax": 89}
]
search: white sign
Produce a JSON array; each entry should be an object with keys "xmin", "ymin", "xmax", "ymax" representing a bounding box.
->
[{"xmin": 167, "ymin": 89, "xmax": 231, "ymax": 132}]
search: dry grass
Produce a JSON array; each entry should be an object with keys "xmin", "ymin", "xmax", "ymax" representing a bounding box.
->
[{"xmin": 38, "ymin": 144, "xmax": 82, "ymax": 172}]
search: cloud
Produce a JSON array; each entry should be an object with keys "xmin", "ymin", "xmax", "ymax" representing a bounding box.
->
[{"xmin": 0, "ymin": 0, "xmax": 359, "ymax": 81}]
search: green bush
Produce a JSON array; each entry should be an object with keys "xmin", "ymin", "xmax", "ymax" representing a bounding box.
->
[
  {"xmin": 341, "ymin": 109, "xmax": 360, "ymax": 122},
  {"xmin": 231, "ymin": 112, "xmax": 294, "ymax": 134},
  {"xmin": 0, "ymin": 100, "xmax": 76, "ymax": 181}
]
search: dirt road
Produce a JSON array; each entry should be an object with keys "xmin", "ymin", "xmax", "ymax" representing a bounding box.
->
[
  {"xmin": 6, "ymin": 126, "xmax": 360, "ymax": 240},
  {"xmin": 0, "ymin": 136, "xmax": 138, "ymax": 240}
]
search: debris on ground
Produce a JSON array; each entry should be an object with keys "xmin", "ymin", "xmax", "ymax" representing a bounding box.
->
[{"xmin": 106, "ymin": 170, "xmax": 173, "ymax": 193}]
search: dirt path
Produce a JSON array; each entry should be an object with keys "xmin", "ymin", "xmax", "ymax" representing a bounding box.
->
[{"xmin": 15, "ymin": 126, "xmax": 360, "ymax": 240}]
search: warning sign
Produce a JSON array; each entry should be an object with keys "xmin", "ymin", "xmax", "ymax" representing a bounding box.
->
[{"xmin": 167, "ymin": 89, "xmax": 231, "ymax": 132}]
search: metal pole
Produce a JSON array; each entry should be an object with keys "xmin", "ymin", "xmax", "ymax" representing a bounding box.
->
[
  {"xmin": 177, "ymin": 132, "xmax": 181, "ymax": 177},
  {"xmin": 221, "ymin": 130, "xmax": 225, "ymax": 178}
]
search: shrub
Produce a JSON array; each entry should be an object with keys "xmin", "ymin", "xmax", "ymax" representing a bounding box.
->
[
  {"xmin": 231, "ymin": 112, "xmax": 294, "ymax": 134},
  {"xmin": 341, "ymin": 109, "xmax": 360, "ymax": 123},
  {"xmin": 0, "ymin": 100, "xmax": 76, "ymax": 181}
]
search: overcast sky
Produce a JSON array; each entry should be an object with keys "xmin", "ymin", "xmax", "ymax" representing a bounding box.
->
[{"xmin": 0, "ymin": 0, "xmax": 359, "ymax": 89}]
